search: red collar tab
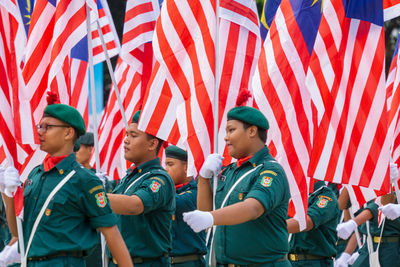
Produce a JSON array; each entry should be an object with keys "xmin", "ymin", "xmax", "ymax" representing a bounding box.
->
[
  {"xmin": 43, "ymin": 155, "xmax": 68, "ymax": 172},
  {"xmin": 175, "ymin": 181, "xmax": 190, "ymax": 191},
  {"xmin": 236, "ymin": 155, "xmax": 253, "ymax": 168}
]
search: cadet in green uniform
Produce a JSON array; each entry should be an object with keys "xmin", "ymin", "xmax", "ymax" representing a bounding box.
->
[
  {"xmin": 0, "ymin": 196, "xmax": 11, "ymax": 251},
  {"xmin": 75, "ymin": 132, "xmax": 103, "ymax": 267},
  {"xmin": 287, "ymin": 180, "xmax": 340, "ymax": 266},
  {"xmin": 165, "ymin": 146, "xmax": 207, "ymax": 267},
  {"xmin": 184, "ymin": 106, "xmax": 291, "ymax": 267},
  {"xmin": 348, "ymin": 198, "xmax": 400, "ymax": 267},
  {"xmin": 2, "ymin": 104, "xmax": 132, "ymax": 267},
  {"xmin": 107, "ymin": 110, "xmax": 175, "ymax": 267}
]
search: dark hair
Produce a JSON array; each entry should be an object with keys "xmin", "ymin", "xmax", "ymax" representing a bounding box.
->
[
  {"xmin": 146, "ymin": 133, "xmax": 164, "ymax": 155},
  {"xmin": 241, "ymin": 121, "xmax": 267, "ymax": 143}
]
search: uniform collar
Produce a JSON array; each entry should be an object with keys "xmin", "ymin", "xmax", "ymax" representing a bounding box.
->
[
  {"xmin": 130, "ymin": 157, "xmax": 162, "ymax": 175},
  {"xmin": 176, "ymin": 179, "xmax": 196, "ymax": 193},
  {"xmin": 241, "ymin": 146, "xmax": 272, "ymax": 168},
  {"xmin": 40, "ymin": 153, "xmax": 76, "ymax": 173}
]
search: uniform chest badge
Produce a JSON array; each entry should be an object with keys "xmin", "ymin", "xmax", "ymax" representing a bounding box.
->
[
  {"xmin": 95, "ymin": 192, "xmax": 107, "ymax": 208},
  {"xmin": 150, "ymin": 181, "xmax": 161, "ymax": 193},
  {"xmin": 261, "ymin": 176, "xmax": 273, "ymax": 187},
  {"xmin": 45, "ymin": 209, "xmax": 51, "ymax": 216}
]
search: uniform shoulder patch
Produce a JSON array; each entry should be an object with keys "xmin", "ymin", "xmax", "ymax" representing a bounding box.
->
[
  {"xmin": 260, "ymin": 170, "xmax": 277, "ymax": 176},
  {"xmin": 261, "ymin": 176, "xmax": 273, "ymax": 187},
  {"xmin": 89, "ymin": 185, "xmax": 104, "ymax": 194},
  {"xmin": 316, "ymin": 195, "xmax": 331, "ymax": 208},
  {"xmin": 95, "ymin": 192, "xmax": 107, "ymax": 208},
  {"xmin": 150, "ymin": 180, "xmax": 161, "ymax": 193}
]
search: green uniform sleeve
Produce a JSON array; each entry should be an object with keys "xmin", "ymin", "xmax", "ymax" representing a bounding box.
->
[
  {"xmin": 307, "ymin": 190, "xmax": 338, "ymax": 228},
  {"xmin": 246, "ymin": 168, "xmax": 286, "ymax": 213},
  {"xmin": 134, "ymin": 176, "xmax": 171, "ymax": 214},
  {"xmin": 80, "ymin": 174, "xmax": 118, "ymax": 229}
]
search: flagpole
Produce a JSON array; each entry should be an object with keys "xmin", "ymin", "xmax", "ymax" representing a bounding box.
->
[
  {"xmin": 86, "ymin": 5, "xmax": 107, "ymax": 267},
  {"xmin": 347, "ymin": 189, "xmax": 363, "ymax": 248},
  {"xmin": 209, "ymin": 0, "xmax": 220, "ymax": 265},
  {"xmin": 96, "ymin": 20, "xmax": 129, "ymax": 130}
]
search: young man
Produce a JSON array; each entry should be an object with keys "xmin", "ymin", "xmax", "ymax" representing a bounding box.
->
[
  {"xmin": 75, "ymin": 132, "xmax": 95, "ymax": 170},
  {"xmin": 165, "ymin": 146, "xmax": 207, "ymax": 267},
  {"xmin": 107, "ymin": 110, "xmax": 175, "ymax": 266},
  {"xmin": 184, "ymin": 106, "xmax": 291, "ymax": 266},
  {"xmin": 2, "ymin": 104, "xmax": 132, "ymax": 267},
  {"xmin": 287, "ymin": 180, "xmax": 340, "ymax": 266}
]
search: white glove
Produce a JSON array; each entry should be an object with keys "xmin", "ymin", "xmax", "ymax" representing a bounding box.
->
[
  {"xmin": 0, "ymin": 165, "xmax": 6, "ymax": 193},
  {"xmin": 183, "ymin": 210, "xmax": 214, "ymax": 232},
  {"xmin": 347, "ymin": 251, "xmax": 359, "ymax": 265},
  {"xmin": 334, "ymin": 252, "xmax": 350, "ymax": 267},
  {"xmin": 199, "ymin": 154, "xmax": 223, "ymax": 179},
  {"xmin": 379, "ymin": 203, "xmax": 400, "ymax": 220},
  {"xmin": 336, "ymin": 219, "xmax": 357, "ymax": 240},
  {"xmin": 390, "ymin": 158, "xmax": 399, "ymax": 184},
  {"xmin": 0, "ymin": 245, "xmax": 11, "ymax": 267},
  {"xmin": 96, "ymin": 172, "xmax": 107, "ymax": 187},
  {"xmin": 3, "ymin": 242, "xmax": 20, "ymax": 266},
  {"xmin": 4, "ymin": 166, "xmax": 20, "ymax": 197}
]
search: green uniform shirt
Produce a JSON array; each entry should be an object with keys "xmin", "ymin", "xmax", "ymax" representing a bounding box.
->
[
  {"xmin": 214, "ymin": 146, "xmax": 290, "ymax": 265},
  {"xmin": 358, "ymin": 200, "xmax": 400, "ymax": 237},
  {"xmin": 171, "ymin": 179, "xmax": 207, "ymax": 257},
  {"xmin": 23, "ymin": 153, "xmax": 117, "ymax": 258},
  {"xmin": 289, "ymin": 181, "xmax": 340, "ymax": 257},
  {"xmin": 0, "ymin": 197, "xmax": 11, "ymax": 251},
  {"xmin": 110, "ymin": 158, "xmax": 175, "ymax": 258}
]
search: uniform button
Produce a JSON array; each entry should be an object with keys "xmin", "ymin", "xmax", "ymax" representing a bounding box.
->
[
  {"xmin": 59, "ymin": 169, "xmax": 64, "ymax": 174},
  {"xmin": 138, "ymin": 169, "xmax": 142, "ymax": 173},
  {"xmin": 253, "ymin": 163, "xmax": 256, "ymax": 167}
]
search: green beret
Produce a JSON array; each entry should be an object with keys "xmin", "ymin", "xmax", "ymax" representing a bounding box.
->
[
  {"xmin": 43, "ymin": 104, "xmax": 86, "ymax": 136},
  {"xmin": 78, "ymin": 132, "xmax": 94, "ymax": 146},
  {"xmin": 73, "ymin": 139, "xmax": 81, "ymax": 152},
  {"xmin": 131, "ymin": 110, "xmax": 141, "ymax": 123},
  {"xmin": 227, "ymin": 106, "xmax": 269, "ymax": 130},
  {"xmin": 165, "ymin": 145, "xmax": 188, "ymax": 161}
]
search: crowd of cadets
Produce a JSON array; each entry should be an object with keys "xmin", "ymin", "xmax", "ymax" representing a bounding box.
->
[{"xmin": 0, "ymin": 103, "xmax": 399, "ymax": 267}]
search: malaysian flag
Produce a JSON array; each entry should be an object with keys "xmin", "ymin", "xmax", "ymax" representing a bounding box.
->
[
  {"xmin": 96, "ymin": 0, "xmax": 160, "ymax": 179},
  {"xmin": 252, "ymin": 0, "xmax": 322, "ymax": 230},
  {"xmin": 139, "ymin": 0, "xmax": 262, "ymax": 175},
  {"xmin": 259, "ymin": 0, "xmax": 281, "ymax": 40},
  {"xmin": 306, "ymin": 0, "xmax": 391, "ymax": 193}
]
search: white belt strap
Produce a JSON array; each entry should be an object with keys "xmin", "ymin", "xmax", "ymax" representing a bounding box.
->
[
  {"xmin": 22, "ymin": 170, "xmax": 76, "ymax": 264},
  {"xmin": 124, "ymin": 172, "xmax": 150, "ymax": 194}
]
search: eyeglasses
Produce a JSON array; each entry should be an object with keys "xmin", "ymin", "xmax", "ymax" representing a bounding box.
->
[{"xmin": 36, "ymin": 123, "xmax": 70, "ymax": 132}]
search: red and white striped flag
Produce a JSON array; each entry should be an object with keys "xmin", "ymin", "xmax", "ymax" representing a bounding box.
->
[
  {"xmin": 139, "ymin": 0, "xmax": 262, "ymax": 175},
  {"xmin": 96, "ymin": 0, "xmax": 160, "ymax": 179},
  {"xmin": 21, "ymin": 0, "xmax": 87, "ymax": 145},
  {"xmin": 252, "ymin": 0, "xmax": 322, "ymax": 230},
  {"xmin": 91, "ymin": 0, "xmax": 120, "ymax": 64},
  {"xmin": 306, "ymin": 0, "xmax": 391, "ymax": 193},
  {"xmin": 384, "ymin": 0, "xmax": 400, "ymax": 21}
]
